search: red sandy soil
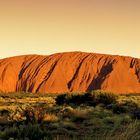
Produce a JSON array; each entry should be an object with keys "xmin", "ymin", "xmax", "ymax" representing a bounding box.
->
[{"xmin": 0, "ymin": 52, "xmax": 140, "ymax": 94}]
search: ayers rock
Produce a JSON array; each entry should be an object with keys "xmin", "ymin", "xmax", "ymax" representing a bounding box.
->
[{"xmin": 0, "ymin": 52, "xmax": 140, "ymax": 94}]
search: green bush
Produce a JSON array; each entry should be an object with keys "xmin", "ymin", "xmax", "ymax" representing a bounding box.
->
[
  {"xmin": 109, "ymin": 100, "xmax": 139, "ymax": 114},
  {"xmin": 123, "ymin": 100, "xmax": 139, "ymax": 112},
  {"xmin": 56, "ymin": 93, "xmax": 83, "ymax": 105},
  {"xmin": 111, "ymin": 104, "xmax": 127, "ymax": 114},
  {"xmin": 84, "ymin": 90, "xmax": 118, "ymax": 106},
  {"xmin": 56, "ymin": 94, "xmax": 67, "ymax": 105},
  {"xmin": 93, "ymin": 90, "xmax": 118, "ymax": 105},
  {"xmin": 132, "ymin": 109, "xmax": 140, "ymax": 119},
  {"xmin": 56, "ymin": 90, "xmax": 118, "ymax": 106}
]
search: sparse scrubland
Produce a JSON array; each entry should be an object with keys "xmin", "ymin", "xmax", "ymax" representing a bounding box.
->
[{"xmin": 0, "ymin": 91, "xmax": 140, "ymax": 140}]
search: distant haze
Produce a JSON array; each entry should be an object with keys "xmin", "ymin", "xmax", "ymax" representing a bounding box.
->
[{"xmin": 0, "ymin": 0, "xmax": 140, "ymax": 59}]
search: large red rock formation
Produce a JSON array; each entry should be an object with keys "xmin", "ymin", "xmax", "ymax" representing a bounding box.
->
[{"xmin": 0, "ymin": 52, "xmax": 140, "ymax": 93}]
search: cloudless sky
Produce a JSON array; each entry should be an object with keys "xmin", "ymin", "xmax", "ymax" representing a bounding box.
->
[{"xmin": 0, "ymin": 0, "xmax": 140, "ymax": 59}]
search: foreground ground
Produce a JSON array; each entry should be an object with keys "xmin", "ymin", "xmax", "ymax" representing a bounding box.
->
[{"xmin": 0, "ymin": 91, "xmax": 140, "ymax": 140}]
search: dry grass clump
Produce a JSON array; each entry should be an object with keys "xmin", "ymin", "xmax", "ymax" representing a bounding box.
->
[
  {"xmin": 43, "ymin": 113, "xmax": 59, "ymax": 122},
  {"xmin": 71, "ymin": 108, "xmax": 89, "ymax": 121}
]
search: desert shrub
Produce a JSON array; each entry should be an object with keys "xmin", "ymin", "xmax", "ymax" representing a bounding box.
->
[
  {"xmin": 93, "ymin": 90, "xmax": 118, "ymax": 105},
  {"xmin": 56, "ymin": 93, "xmax": 84, "ymax": 105},
  {"xmin": 132, "ymin": 109, "xmax": 140, "ymax": 119},
  {"xmin": 56, "ymin": 94, "xmax": 67, "ymax": 105},
  {"xmin": 56, "ymin": 90, "xmax": 118, "ymax": 106},
  {"xmin": 81, "ymin": 90, "xmax": 118, "ymax": 106},
  {"xmin": 109, "ymin": 100, "xmax": 139, "ymax": 114},
  {"xmin": 23, "ymin": 108, "xmax": 36, "ymax": 124},
  {"xmin": 82, "ymin": 92, "xmax": 97, "ymax": 106},
  {"xmin": 0, "ymin": 109, "xmax": 10, "ymax": 117},
  {"xmin": 34, "ymin": 107, "xmax": 45, "ymax": 123},
  {"xmin": 120, "ymin": 115, "xmax": 132, "ymax": 124},
  {"xmin": 23, "ymin": 107, "xmax": 45, "ymax": 124},
  {"xmin": 108, "ymin": 103, "xmax": 128, "ymax": 114},
  {"xmin": 123, "ymin": 100, "xmax": 139, "ymax": 112},
  {"xmin": 66, "ymin": 94, "xmax": 84, "ymax": 105}
]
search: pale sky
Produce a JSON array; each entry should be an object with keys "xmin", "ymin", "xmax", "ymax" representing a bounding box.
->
[{"xmin": 0, "ymin": 0, "xmax": 140, "ymax": 59}]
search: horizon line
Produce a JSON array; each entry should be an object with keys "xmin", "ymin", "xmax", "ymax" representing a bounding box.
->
[{"xmin": 0, "ymin": 51, "xmax": 139, "ymax": 60}]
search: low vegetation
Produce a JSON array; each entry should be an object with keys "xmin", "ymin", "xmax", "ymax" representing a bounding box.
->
[{"xmin": 0, "ymin": 91, "xmax": 140, "ymax": 140}]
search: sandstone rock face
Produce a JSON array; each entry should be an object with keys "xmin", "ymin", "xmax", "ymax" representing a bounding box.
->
[{"xmin": 0, "ymin": 52, "xmax": 140, "ymax": 93}]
